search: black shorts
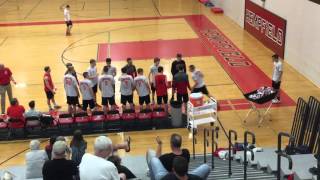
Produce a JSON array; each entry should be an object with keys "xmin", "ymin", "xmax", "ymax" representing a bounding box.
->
[
  {"xmin": 65, "ymin": 21, "xmax": 73, "ymax": 27},
  {"xmin": 82, "ymin": 99, "xmax": 95, "ymax": 110},
  {"xmin": 139, "ymin": 95, "xmax": 151, "ymax": 105},
  {"xmin": 272, "ymin": 81, "xmax": 281, "ymax": 90},
  {"xmin": 121, "ymin": 95, "xmax": 133, "ymax": 105},
  {"xmin": 157, "ymin": 95, "xmax": 168, "ymax": 105},
  {"xmin": 92, "ymin": 84, "xmax": 98, "ymax": 93},
  {"xmin": 45, "ymin": 91, "xmax": 54, "ymax": 100},
  {"xmin": 67, "ymin": 96, "xmax": 79, "ymax": 105},
  {"xmin": 102, "ymin": 96, "xmax": 116, "ymax": 106},
  {"xmin": 177, "ymin": 94, "xmax": 189, "ymax": 103},
  {"xmin": 151, "ymin": 83, "xmax": 156, "ymax": 93},
  {"xmin": 192, "ymin": 86, "xmax": 209, "ymax": 95}
]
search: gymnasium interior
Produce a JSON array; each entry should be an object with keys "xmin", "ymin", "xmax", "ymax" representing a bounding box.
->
[{"xmin": 0, "ymin": 0, "xmax": 319, "ymax": 179}]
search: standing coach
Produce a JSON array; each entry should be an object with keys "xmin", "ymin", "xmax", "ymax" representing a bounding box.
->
[{"xmin": 0, "ymin": 64, "xmax": 16, "ymax": 114}]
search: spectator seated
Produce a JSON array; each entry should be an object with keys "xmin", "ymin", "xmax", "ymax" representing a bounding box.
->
[
  {"xmin": 25, "ymin": 140, "xmax": 48, "ymax": 179},
  {"xmin": 146, "ymin": 134, "xmax": 210, "ymax": 180},
  {"xmin": 79, "ymin": 136, "xmax": 127, "ymax": 180}
]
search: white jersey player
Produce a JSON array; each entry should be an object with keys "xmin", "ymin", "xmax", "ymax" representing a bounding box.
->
[
  {"xmin": 99, "ymin": 66, "xmax": 116, "ymax": 112},
  {"xmin": 148, "ymin": 57, "xmax": 160, "ymax": 104},
  {"xmin": 64, "ymin": 5, "xmax": 72, "ymax": 36},
  {"xmin": 134, "ymin": 68, "xmax": 151, "ymax": 110},
  {"xmin": 188, "ymin": 65, "xmax": 213, "ymax": 98},
  {"xmin": 118, "ymin": 67, "xmax": 134, "ymax": 110},
  {"xmin": 64, "ymin": 67, "xmax": 79, "ymax": 114},
  {"xmin": 79, "ymin": 72, "xmax": 95, "ymax": 112}
]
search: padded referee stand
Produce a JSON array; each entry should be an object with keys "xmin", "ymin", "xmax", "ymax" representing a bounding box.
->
[
  {"xmin": 121, "ymin": 109, "xmax": 136, "ymax": 131},
  {"xmin": 90, "ymin": 111, "xmax": 105, "ymax": 131},
  {"xmin": 152, "ymin": 107, "xmax": 168, "ymax": 129},
  {"xmin": 137, "ymin": 109, "xmax": 153, "ymax": 130},
  {"xmin": 74, "ymin": 112, "xmax": 91, "ymax": 132},
  {"xmin": 58, "ymin": 113, "xmax": 74, "ymax": 134},
  {"xmin": 106, "ymin": 110, "xmax": 122, "ymax": 131}
]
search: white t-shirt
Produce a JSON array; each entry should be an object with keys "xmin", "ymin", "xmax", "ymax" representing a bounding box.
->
[
  {"xmin": 99, "ymin": 74, "xmax": 115, "ymax": 98},
  {"xmin": 79, "ymin": 79, "xmax": 94, "ymax": 100},
  {"xmin": 105, "ymin": 66, "xmax": 117, "ymax": 77},
  {"xmin": 87, "ymin": 66, "xmax": 98, "ymax": 85},
  {"xmin": 150, "ymin": 64, "xmax": 159, "ymax": 83},
  {"xmin": 192, "ymin": 70, "xmax": 205, "ymax": 88},
  {"xmin": 64, "ymin": 8, "xmax": 71, "ymax": 21},
  {"xmin": 64, "ymin": 74, "xmax": 78, "ymax": 97},
  {"xmin": 272, "ymin": 61, "xmax": 283, "ymax": 82},
  {"xmin": 25, "ymin": 150, "xmax": 48, "ymax": 179},
  {"xmin": 134, "ymin": 75, "xmax": 150, "ymax": 97},
  {"xmin": 79, "ymin": 153, "xmax": 120, "ymax": 180},
  {"xmin": 118, "ymin": 74, "xmax": 134, "ymax": 96}
]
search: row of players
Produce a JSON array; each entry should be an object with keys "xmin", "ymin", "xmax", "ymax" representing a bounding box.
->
[{"xmin": 44, "ymin": 55, "xmax": 213, "ymax": 114}]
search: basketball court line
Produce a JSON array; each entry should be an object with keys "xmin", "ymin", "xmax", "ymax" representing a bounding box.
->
[
  {"xmin": 151, "ymin": 0, "xmax": 162, "ymax": 16},
  {"xmin": 23, "ymin": 0, "xmax": 43, "ymax": 20},
  {"xmin": 0, "ymin": 36, "xmax": 8, "ymax": 46},
  {"xmin": 0, "ymin": 0, "xmax": 8, "ymax": 7}
]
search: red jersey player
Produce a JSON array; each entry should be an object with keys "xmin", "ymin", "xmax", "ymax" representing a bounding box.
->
[
  {"xmin": 43, "ymin": 66, "xmax": 61, "ymax": 111},
  {"xmin": 154, "ymin": 66, "xmax": 168, "ymax": 112}
]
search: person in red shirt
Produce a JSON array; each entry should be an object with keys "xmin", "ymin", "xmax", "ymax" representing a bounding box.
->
[
  {"xmin": 172, "ymin": 64, "xmax": 191, "ymax": 112},
  {"xmin": 154, "ymin": 66, "xmax": 168, "ymax": 112},
  {"xmin": 0, "ymin": 64, "xmax": 16, "ymax": 114},
  {"xmin": 44, "ymin": 66, "xmax": 61, "ymax": 111},
  {"xmin": 6, "ymin": 98, "xmax": 25, "ymax": 128}
]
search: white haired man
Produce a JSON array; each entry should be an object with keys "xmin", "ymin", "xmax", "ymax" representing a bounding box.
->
[
  {"xmin": 79, "ymin": 136, "xmax": 126, "ymax": 180},
  {"xmin": 25, "ymin": 140, "xmax": 48, "ymax": 179},
  {"xmin": 42, "ymin": 141, "xmax": 78, "ymax": 180}
]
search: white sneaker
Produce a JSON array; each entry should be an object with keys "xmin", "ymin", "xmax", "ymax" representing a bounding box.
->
[{"xmin": 272, "ymin": 99, "xmax": 280, "ymax": 104}]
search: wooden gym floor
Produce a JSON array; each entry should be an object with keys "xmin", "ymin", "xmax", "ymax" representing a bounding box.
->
[{"xmin": 0, "ymin": 0, "xmax": 319, "ymax": 168}]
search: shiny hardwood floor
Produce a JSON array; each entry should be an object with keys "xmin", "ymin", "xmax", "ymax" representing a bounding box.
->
[{"xmin": 0, "ymin": 0, "xmax": 319, "ymax": 168}]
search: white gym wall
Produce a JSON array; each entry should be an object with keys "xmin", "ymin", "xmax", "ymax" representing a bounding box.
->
[{"xmin": 213, "ymin": 0, "xmax": 320, "ymax": 87}]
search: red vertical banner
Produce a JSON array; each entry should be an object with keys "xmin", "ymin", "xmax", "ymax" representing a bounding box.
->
[{"xmin": 244, "ymin": 0, "xmax": 287, "ymax": 58}]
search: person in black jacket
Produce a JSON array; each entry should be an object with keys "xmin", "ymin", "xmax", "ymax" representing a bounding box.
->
[
  {"xmin": 42, "ymin": 141, "xmax": 78, "ymax": 180},
  {"xmin": 171, "ymin": 53, "xmax": 186, "ymax": 77},
  {"xmin": 161, "ymin": 156, "xmax": 203, "ymax": 180},
  {"xmin": 122, "ymin": 57, "xmax": 137, "ymax": 78}
]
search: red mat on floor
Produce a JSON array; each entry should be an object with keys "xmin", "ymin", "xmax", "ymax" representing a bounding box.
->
[
  {"xmin": 185, "ymin": 15, "xmax": 295, "ymax": 107},
  {"xmin": 97, "ymin": 38, "xmax": 210, "ymax": 61}
]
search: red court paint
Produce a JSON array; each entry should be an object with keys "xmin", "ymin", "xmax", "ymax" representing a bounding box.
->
[
  {"xmin": 97, "ymin": 38, "xmax": 210, "ymax": 61},
  {"xmin": 185, "ymin": 15, "xmax": 295, "ymax": 107}
]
